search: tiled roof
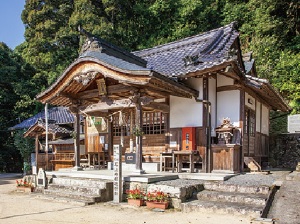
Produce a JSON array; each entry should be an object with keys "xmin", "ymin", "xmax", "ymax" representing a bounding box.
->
[
  {"xmin": 48, "ymin": 135, "xmax": 85, "ymax": 145},
  {"xmin": 79, "ymin": 51, "xmax": 150, "ymax": 72},
  {"xmin": 78, "ymin": 30, "xmax": 147, "ymax": 67},
  {"xmin": 133, "ymin": 22, "xmax": 239, "ymax": 77},
  {"xmin": 23, "ymin": 119, "xmax": 73, "ymax": 138},
  {"xmin": 10, "ymin": 107, "xmax": 78, "ymax": 130},
  {"xmin": 245, "ymin": 75, "xmax": 290, "ymax": 112}
]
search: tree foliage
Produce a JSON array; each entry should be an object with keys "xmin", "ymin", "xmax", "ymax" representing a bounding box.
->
[
  {"xmin": 0, "ymin": 1, "xmax": 299, "ymax": 172},
  {"xmin": 0, "ymin": 43, "xmax": 36, "ymax": 172},
  {"xmin": 14, "ymin": 129, "xmax": 35, "ymax": 170}
]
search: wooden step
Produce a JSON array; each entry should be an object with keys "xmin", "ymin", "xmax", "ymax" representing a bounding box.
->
[{"xmin": 244, "ymin": 157, "xmax": 261, "ymax": 172}]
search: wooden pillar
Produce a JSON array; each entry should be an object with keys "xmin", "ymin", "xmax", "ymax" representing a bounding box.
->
[
  {"xmin": 73, "ymin": 107, "xmax": 82, "ymax": 170},
  {"xmin": 130, "ymin": 110, "xmax": 134, "ymax": 152},
  {"xmin": 240, "ymin": 89, "xmax": 245, "ymax": 172},
  {"xmin": 202, "ymin": 77, "xmax": 209, "ymax": 173},
  {"xmin": 135, "ymin": 102, "xmax": 144, "ymax": 172},
  {"xmin": 107, "ymin": 121, "xmax": 112, "ymax": 161},
  {"xmin": 35, "ymin": 135, "xmax": 39, "ymax": 173}
]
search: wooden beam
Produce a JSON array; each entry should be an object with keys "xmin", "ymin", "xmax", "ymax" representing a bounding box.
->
[
  {"xmin": 81, "ymin": 99, "xmax": 134, "ymax": 113},
  {"xmin": 143, "ymin": 86, "xmax": 171, "ymax": 98},
  {"xmin": 77, "ymin": 84, "xmax": 138, "ymax": 100},
  {"xmin": 217, "ymin": 85, "xmax": 241, "ymax": 92},
  {"xmin": 143, "ymin": 102, "xmax": 170, "ymax": 113}
]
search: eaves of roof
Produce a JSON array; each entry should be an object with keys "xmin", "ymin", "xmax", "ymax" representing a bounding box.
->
[
  {"xmin": 10, "ymin": 107, "xmax": 82, "ymax": 131},
  {"xmin": 245, "ymin": 75, "xmax": 290, "ymax": 112}
]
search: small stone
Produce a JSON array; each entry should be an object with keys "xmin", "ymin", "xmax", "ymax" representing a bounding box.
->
[{"xmin": 152, "ymin": 208, "xmax": 165, "ymax": 212}]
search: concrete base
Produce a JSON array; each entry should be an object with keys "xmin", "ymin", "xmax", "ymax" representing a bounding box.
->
[
  {"xmin": 179, "ymin": 173, "xmax": 237, "ymax": 181},
  {"xmin": 131, "ymin": 169, "xmax": 146, "ymax": 175},
  {"xmin": 124, "ymin": 174, "xmax": 178, "ymax": 183},
  {"xmin": 108, "ymin": 162, "xmax": 159, "ymax": 172},
  {"xmin": 72, "ymin": 166, "xmax": 83, "ymax": 171}
]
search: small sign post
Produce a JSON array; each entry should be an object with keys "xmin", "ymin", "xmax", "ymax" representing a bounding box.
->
[
  {"xmin": 113, "ymin": 145, "xmax": 122, "ymax": 203},
  {"xmin": 288, "ymin": 114, "xmax": 300, "ymax": 133},
  {"xmin": 37, "ymin": 168, "xmax": 46, "ymax": 188}
]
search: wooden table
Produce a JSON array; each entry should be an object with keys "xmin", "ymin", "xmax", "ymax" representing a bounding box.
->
[
  {"xmin": 88, "ymin": 152, "xmax": 105, "ymax": 169},
  {"xmin": 172, "ymin": 150, "xmax": 198, "ymax": 173},
  {"xmin": 159, "ymin": 152, "xmax": 175, "ymax": 172}
]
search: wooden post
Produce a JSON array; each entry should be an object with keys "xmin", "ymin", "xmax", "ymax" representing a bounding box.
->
[
  {"xmin": 135, "ymin": 103, "xmax": 144, "ymax": 173},
  {"xmin": 130, "ymin": 110, "xmax": 134, "ymax": 152},
  {"xmin": 35, "ymin": 135, "xmax": 39, "ymax": 174},
  {"xmin": 202, "ymin": 77, "xmax": 209, "ymax": 173},
  {"xmin": 73, "ymin": 107, "xmax": 82, "ymax": 170},
  {"xmin": 45, "ymin": 103, "xmax": 49, "ymax": 171}
]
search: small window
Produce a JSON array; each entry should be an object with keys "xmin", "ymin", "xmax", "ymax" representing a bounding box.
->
[{"xmin": 112, "ymin": 111, "xmax": 166, "ymax": 136}]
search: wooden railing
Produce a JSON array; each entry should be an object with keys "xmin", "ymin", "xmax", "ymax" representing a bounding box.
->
[{"xmin": 54, "ymin": 153, "xmax": 75, "ymax": 161}]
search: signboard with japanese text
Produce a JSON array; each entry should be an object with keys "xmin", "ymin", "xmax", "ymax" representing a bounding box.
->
[
  {"xmin": 113, "ymin": 145, "xmax": 122, "ymax": 203},
  {"xmin": 288, "ymin": 114, "xmax": 300, "ymax": 133}
]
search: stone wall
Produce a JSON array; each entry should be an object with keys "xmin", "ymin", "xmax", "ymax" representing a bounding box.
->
[{"xmin": 269, "ymin": 133, "xmax": 300, "ymax": 169}]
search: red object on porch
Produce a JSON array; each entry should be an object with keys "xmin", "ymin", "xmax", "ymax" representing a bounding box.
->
[{"xmin": 182, "ymin": 127, "xmax": 196, "ymax": 150}]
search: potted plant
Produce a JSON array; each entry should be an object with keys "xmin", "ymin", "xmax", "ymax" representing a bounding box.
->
[
  {"xmin": 16, "ymin": 178, "xmax": 34, "ymax": 192},
  {"xmin": 126, "ymin": 188, "xmax": 145, "ymax": 206},
  {"xmin": 145, "ymin": 190, "xmax": 170, "ymax": 209}
]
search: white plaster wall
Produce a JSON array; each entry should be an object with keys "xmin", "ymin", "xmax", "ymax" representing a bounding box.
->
[
  {"xmin": 256, "ymin": 101, "xmax": 261, "ymax": 132},
  {"xmin": 209, "ymin": 78, "xmax": 217, "ymax": 136},
  {"xmin": 261, "ymin": 104, "xmax": 269, "ymax": 135},
  {"xmin": 184, "ymin": 78, "xmax": 203, "ymax": 99},
  {"xmin": 217, "ymin": 75, "xmax": 234, "ymax": 87},
  {"xmin": 217, "ymin": 90, "xmax": 240, "ymax": 127},
  {"xmin": 170, "ymin": 96, "xmax": 203, "ymax": 128},
  {"xmin": 245, "ymin": 92, "xmax": 256, "ymax": 111}
]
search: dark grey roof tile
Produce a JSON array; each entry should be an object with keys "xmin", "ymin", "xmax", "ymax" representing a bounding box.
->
[{"xmin": 133, "ymin": 22, "xmax": 239, "ymax": 77}]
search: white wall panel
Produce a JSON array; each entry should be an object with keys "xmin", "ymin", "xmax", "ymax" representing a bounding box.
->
[
  {"xmin": 261, "ymin": 104, "xmax": 269, "ymax": 135},
  {"xmin": 256, "ymin": 101, "xmax": 261, "ymax": 132},
  {"xmin": 170, "ymin": 96, "xmax": 203, "ymax": 128},
  {"xmin": 217, "ymin": 75, "xmax": 234, "ymax": 87},
  {"xmin": 217, "ymin": 90, "xmax": 240, "ymax": 127}
]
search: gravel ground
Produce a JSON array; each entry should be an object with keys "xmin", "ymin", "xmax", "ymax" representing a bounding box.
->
[
  {"xmin": 153, "ymin": 171, "xmax": 289, "ymax": 188},
  {"xmin": 223, "ymin": 173, "xmax": 276, "ymax": 187},
  {"xmin": 0, "ymin": 175, "xmax": 251, "ymax": 224},
  {"xmin": 154, "ymin": 179, "xmax": 205, "ymax": 187}
]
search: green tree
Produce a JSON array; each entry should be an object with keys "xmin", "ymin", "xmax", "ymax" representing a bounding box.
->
[
  {"xmin": 222, "ymin": 0, "xmax": 300, "ymax": 116},
  {"xmin": 21, "ymin": 0, "xmax": 78, "ymax": 85},
  {"xmin": 0, "ymin": 43, "xmax": 31, "ymax": 172},
  {"xmin": 14, "ymin": 130, "xmax": 35, "ymax": 173}
]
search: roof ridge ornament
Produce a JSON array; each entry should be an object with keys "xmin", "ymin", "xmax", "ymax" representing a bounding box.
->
[{"xmin": 78, "ymin": 25, "xmax": 104, "ymax": 54}]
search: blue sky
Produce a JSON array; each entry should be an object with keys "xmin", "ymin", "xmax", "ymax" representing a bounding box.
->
[{"xmin": 0, "ymin": 0, "xmax": 25, "ymax": 49}]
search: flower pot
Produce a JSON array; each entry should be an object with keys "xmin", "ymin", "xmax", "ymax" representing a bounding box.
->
[
  {"xmin": 127, "ymin": 199, "xmax": 144, "ymax": 206},
  {"xmin": 16, "ymin": 186, "xmax": 34, "ymax": 193},
  {"xmin": 146, "ymin": 201, "xmax": 168, "ymax": 209}
]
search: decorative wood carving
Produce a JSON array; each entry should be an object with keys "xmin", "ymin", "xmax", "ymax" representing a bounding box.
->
[
  {"xmin": 73, "ymin": 71, "xmax": 98, "ymax": 85},
  {"xmin": 96, "ymin": 78, "xmax": 107, "ymax": 96}
]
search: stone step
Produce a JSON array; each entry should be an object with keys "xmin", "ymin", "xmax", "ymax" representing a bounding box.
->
[
  {"xmin": 51, "ymin": 176, "xmax": 110, "ymax": 188},
  {"xmin": 197, "ymin": 190, "xmax": 267, "ymax": 206},
  {"xmin": 47, "ymin": 184, "xmax": 106, "ymax": 195},
  {"xmin": 34, "ymin": 192, "xmax": 96, "ymax": 206},
  {"xmin": 44, "ymin": 188, "xmax": 103, "ymax": 203},
  {"xmin": 181, "ymin": 200, "xmax": 263, "ymax": 218},
  {"xmin": 204, "ymin": 182, "xmax": 270, "ymax": 195}
]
